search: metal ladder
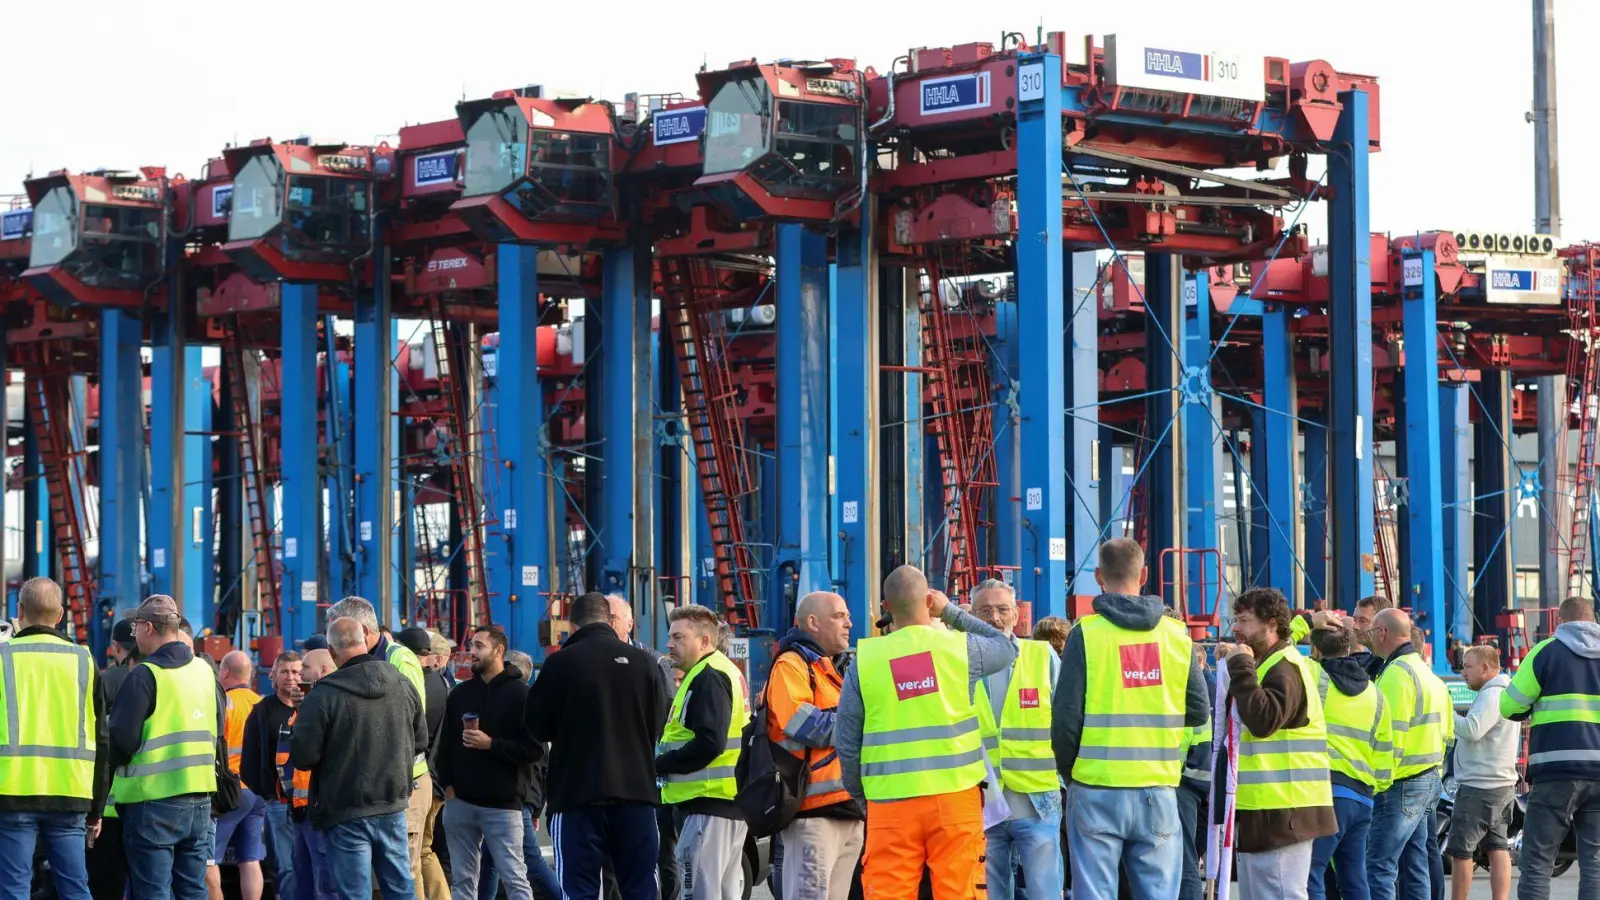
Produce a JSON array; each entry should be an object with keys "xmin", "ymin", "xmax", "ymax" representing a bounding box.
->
[
  {"xmin": 915, "ymin": 261, "xmax": 985, "ymax": 597},
  {"xmin": 1567, "ymin": 245, "xmax": 1600, "ymax": 587},
  {"xmin": 24, "ymin": 365, "xmax": 94, "ymax": 641},
  {"xmin": 222, "ymin": 326, "xmax": 282, "ymax": 636},
  {"xmin": 429, "ymin": 299, "xmax": 492, "ymax": 627},
  {"xmin": 658, "ymin": 255, "xmax": 761, "ymax": 626}
]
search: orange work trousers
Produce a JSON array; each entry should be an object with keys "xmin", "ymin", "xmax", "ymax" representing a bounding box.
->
[{"xmin": 862, "ymin": 787, "xmax": 987, "ymax": 900}]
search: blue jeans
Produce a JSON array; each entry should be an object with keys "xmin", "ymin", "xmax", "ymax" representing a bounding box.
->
[
  {"xmin": 475, "ymin": 806, "xmax": 560, "ymax": 900},
  {"xmin": 1367, "ymin": 771, "xmax": 1442, "ymax": 900},
  {"xmin": 321, "ymin": 811, "xmax": 415, "ymax": 900},
  {"xmin": 1177, "ymin": 783, "xmax": 1205, "ymax": 900},
  {"xmin": 1067, "ymin": 783, "xmax": 1181, "ymax": 900},
  {"xmin": 987, "ymin": 808, "xmax": 1063, "ymax": 900},
  {"xmin": 122, "ymin": 796, "xmax": 213, "ymax": 900},
  {"xmin": 265, "ymin": 801, "xmax": 297, "ymax": 900},
  {"xmin": 292, "ymin": 819, "xmax": 335, "ymax": 900},
  {"xmin": 0, "ymin": 810, "xmax": 93, "ymax": 900},
  {"xmin": 1310, "ymin": 796, "xmax": 1374, "ymax": 900}
]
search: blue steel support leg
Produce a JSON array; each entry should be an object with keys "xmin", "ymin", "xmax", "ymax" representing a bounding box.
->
[
  {"xmin": 1303, "ymin": 415, "xmax": 1328, "ymax": 604},
  {"xmin": 833, "ymin": 205, "xmax": 878, "ymax": 631},
  {"xmin": 190, "ymin": 374, "xmax": 214, "ymax": 632},
  {"xmin": 279, "ymin": 285, "xmax": 321, "ymax": 643},
  {"xmin": 776, "ymin": 224, "xmax": 831, "ymax": 606},
  {"xmin": 1015, "ymin": 52, "xmax": 1067, "ymax": 615},
  {"xmin": 323, "ymin": 326, "xmax": 352, "ymax": 603},
  {"xmin": 1144, "ymin": 255, "xmax": 1181, "ymax": 605},
  {"xmin": 98, "ymin": 310, "xmax": 144, "ymax": 626},
  {"xmin": 1183, "ymin": 272, "xmax": 1218, "ymax": 623},
  {"xmin": 993, "ymin": 297, "xmax": 1020, "ymax": 587},
  {"xmin": 1063, "ymin": 252, "xmax": 1099, "ymax": 613},
  {"xmin": 596, "ymin": 237, "xmax": 653, "ymax": 598},
  {"xmin": 1473, "ymin": 371, "xmax": 1515, "ymax": 643},
  {"xmin": 495, "ymin": 245, "xmax": 550, "ymax": 654},
  {"xmin": 903, "ymin": 294, "xmax": 925, "ymax": 575},
  {"xmin": 1439, "ymin": 384, "xmax": 1472, "ymax": 647},
  {"xmin": 1400, "ymin": 251, "xmax": 1447, "ymax": 670},
  {"xmin": 1261, "ymin": 307, "xmax": 1299, "ymax": 598},
  {"xmin": 148, "ymin": 310, "xmax": 179, "ymax": 601},
  {"xmin": 1328, "ymin": 88, "xmax": 1376, "ymax": 605},
  {"xmin": 353, "ymin": 279, "xmax": 396, "ymax": 606},
  {"xmin": 22, "ymin": 398, "xmax": 49, "ymax": 580}
]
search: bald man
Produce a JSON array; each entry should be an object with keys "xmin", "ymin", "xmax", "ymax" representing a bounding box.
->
[
  {"xmin": 766, "ymin": 592, "xmax": 862, "ymax": 898},
  {"xmin": 211, "ymin": 651, "xmax": 268, "ymax": 900},
  {"xmin": 1367, "ymin": 608, "xmax": 1455, "ymax": 900},
  {"xmin": 836, "ymin": 566, "xmax": 1015, "ymax": 900}
]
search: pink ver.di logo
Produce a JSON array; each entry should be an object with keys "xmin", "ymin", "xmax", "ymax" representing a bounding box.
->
[
  {"xmin": 889, "ymin": 651, "xmax": 939, "ymax": 701},
  {"xmin": 1120, "ymin": 643, "xmax": 1163, "ymax": 688}
]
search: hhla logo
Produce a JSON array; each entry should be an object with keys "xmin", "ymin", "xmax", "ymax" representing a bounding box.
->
[
  {"xmin": 889, "ymin": 651, "xmax": 939, "ymax": 700},
  {"xmin": 1119, "ymin": 643, "xmax": 1163, "ymax": 687}
]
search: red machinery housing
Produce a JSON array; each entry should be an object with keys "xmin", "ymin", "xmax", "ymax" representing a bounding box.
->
[{"xmin": 23, "ymin": 168, "xmax": 170, "ymax": 307}]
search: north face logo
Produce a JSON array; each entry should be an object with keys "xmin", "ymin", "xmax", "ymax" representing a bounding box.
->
[
  {"xmin": 1018, "ymin": 688, "xmax": 1040, "ymax": 709},
  {"xmin": 889, "ymin": 651, "xmax": 939, "ymax": 700},
  {"xmin": 1120, "ymin": 643, "xmax": 1163, "ymax": 687}
]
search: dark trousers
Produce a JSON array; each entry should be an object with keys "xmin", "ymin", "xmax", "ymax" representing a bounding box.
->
[
  {"xmin": 1177, "ymin": 782, "xmax": 1206, "ymax": 900},
  {"xmin": 550, "ymin": 805, "xmax": 659, "ymax": 900},
  {"xmin": 88, "ymin": 817, "xmax": 128, "ymax": 900}
]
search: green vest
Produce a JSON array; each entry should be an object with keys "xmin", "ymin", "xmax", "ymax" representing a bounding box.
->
[
  {"xmin": 0, "ymin": 634, "xmax": 96, "ymax": 800},
  {"xmin": 1072, "ymin": 614, "xmax": 1192, "ymax": 788},
  {"xmin": 974, "ymin": 639, "xmax": 1057, "ymax": 793},
  {"xmin": 660, "ymin": 651, "xmax": 746, "ymax": 804},
  {"xmin": 1237, "ymin": 649, "xmax": 1332, "ymax": 811},
  {"xmin": 857, "ymin": 625, "xmax": 985, "ymax": 801},
  {"xmin": 1317, "ymin": 669, "xmax": 1393, "ymax": 792},
  {"xmin": 1182, "ymin": 717, "xmax": 1214, "ymax": 784},
  {"xmin": 111, "ymin": 658, "xmax": 218, "ymax": 805},
  {"xmin": 1378, "ymin": 653, "xmax": 1454, "ymax": 782},
  {"xmin": 384, "ymin": 641, "xmax": 429, "ymax": 779}
]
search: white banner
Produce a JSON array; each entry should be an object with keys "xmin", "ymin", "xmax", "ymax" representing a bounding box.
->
[{"xmin": 1206, "ymin": 662, "xmax": 1240, "ymax": 900}]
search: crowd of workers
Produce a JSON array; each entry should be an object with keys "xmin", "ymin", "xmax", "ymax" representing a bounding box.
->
[{"xmin": 1, "ymin": 536, "xmax": 1598, "ymax": 900}]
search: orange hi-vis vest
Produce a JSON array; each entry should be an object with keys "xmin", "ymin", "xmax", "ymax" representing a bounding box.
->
[
  {"xmin": 224, "ymin": 685, "xmax": 262, "ymax": 775},
  {"xmin": 275, "ymin": 710, "xmax": 310, "ymax": 808},
  {"xmin": 765, "ymin": 648, "xmax": 849, "ymax": 812}
]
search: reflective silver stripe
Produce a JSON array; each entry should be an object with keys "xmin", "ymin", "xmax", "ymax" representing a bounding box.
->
[
  {"xmin": 1075, "ymin": 746, "xmax": 1182, "ymax": 762},
  {"xmin": 1239, "ymin": 739, "xmax": 1326, "ymax": 757},
  {"xmin": 1000, "ymin": 727, "xmax": 1051, "ymax": 742},
  {"xmin": 782, "ymin": 705, "xmax": 820, "ymax": 742},
  {"xmin": 982, "ymin": 736, "xmax": 1000, "ymax": 751},
  {"xmin": 1389, "ymin": 719, "xmax": 1411, "ymax": 733},
  {"xmin": 1410, "ymin": 712, "xmax": 1443, "ymax": 727},
  {"xmin": 1237, "ymin": 768, "xmax": 1331, "ymax": 785},
  {"xmin": 1504, "ymin": 682, "xmax": 1534, "ymax": 708},
  {"xmin": 1081, "ymin": 713, "xmax": 1184, "ymax": 729},
  {"xmin": 777, "ymin": 737, "xmax": 807, "ymax": 753},
  {"xmin": 862, "ymin": 745, "xmax": 986, "ymax": 777},
  {"xmin": 999, "ymin": 757, "xmax": 1056, "ymax": 772},
  {"xmin": 861, "ymin": 718, "xmax": 978, "ymax": 748},
  {"xmin": 1398, "ymin": 752, "xmax": 1443, "ymax": 768},
  {"xmin": 0, "ymin": 744, "xmax": 97, "ymax": 760},
  {"xmin": 1400, "ymin": 659, "xmax": 1427, "ymax": 721},
  {"xmin": 120, "ymin": 753, "xmax": 215, "ymax": 778},
  {"xmin": 140, "ymin": 730, "xmax": 215, "ymax": 752},
  {"xmin": 1527, "ymin": 749, "xmax": 1600, "ymax": 766},
  {"xmin": 1533, "ymin": 697, "xmax": 1600, "ymax": 714},
  {"xmin": 662, "ymin": 765, "xmax": 736, "ymax": 783},
  {"xmin": 659, "ymin": 740, "xmax": 686, "ymax": 752},
  {"xmin": 1374, "ymin": 769, "xmax": 1393, "ymax": 783},
  {"xmin": 1183, "ymin": 767, "xmax": 1213, "ymax": 782},
  {"xmin": 1373, "ymin": 741, "xmax": 1393, "ymax": 753},
  {"xmin": 1318, "ymin": 671, "xmax": 1331, "ymax": 704},
  {"xmin": 1326, "ymin": 747, "xmax": 1375, "ymax": 777},
  {"xmin": 659, "ymin": 736, "xmax": 740, "ymax": 753},
  {"xmin": 807, "ymin": 778, "xmax": 845, "ymax": 797},
  {"xmin": 1, "ymin": 646, "xmax": 17, "ymax": 748},
  {"xmin": 1327, "ymin": 723, "xmax": 1375, "ymax": 741}
]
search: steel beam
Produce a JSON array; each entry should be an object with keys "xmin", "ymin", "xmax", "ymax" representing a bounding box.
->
[
  {"xmin": 1532, "ymin": 0, "xmax": 1561, "ymax": 237},
  {"xmin": 1258, "ymin": 307, "xmax": 1299, "ymax": 598},
  {"xmin": 353, "ymin": 274, "xmax": 397, "ymax": 608},
  {"xmin": 1440, "ymin": 384, "xmax": 1472, "ymax": 644},
  {"xmin": 1064, "ymin": 252, "xmax": 1100, "ymax": 608},
  {"xmin": 1399, "ymin": 251, "xmax": 1447, "ymax": 670},
  {"xmin": 776, "ymin": 224, "xmax": 831, "ymax": 606},
  {"xmin": 1144, "ymin": 254, "xmax": 1182, "ymax": 606},
  {"xmin": 279, "ymin": 284, "xmax": 321, "ymax": 643},
  {"xmin": 595, "ymin": 237, "xmax": 654, "ymax": 599},
  {"xmin": 833, "ymin": 203, "xmax": 880, "ymax": 633},
  {"xmin": 1016, "ymin": 52, "xmax": 1067, "ymax": 614},
  {"xmin": 1182, "ymin": 271, "xmax": 1217, "ymax": 622},
  {"xmin": 494, "ymin": 244, "xmax": 551, "ymax": 654},
  {"xmin": 902, "ymin": 278, "xmax": 925, "ymax": 576},
  {"xmin": 1536, "ymin": 376, "xmax": 1569, "ymax": 604},
  {"xmin": 1473, "ymin": 370, "xmax": 1515, "ymax": 642},
  {"xmin": 216, "ymin": 351, "xmax": 241, "ymax": 632},
  {"xmin": 1303, "ymin": 415, "xmax": 1328, "ymax": 604},
  {"xmin": 1328, "ymin": 88, "xmax": 1377, "ymax": 605},
  {"xmin": 993, "ymin": 296, "xmax": 1019, "ymax": 589},
  {"xmin": 22, "ymin": 402, "xmax": 49, "ymax": 581},
  {"xmin": 98, "ymin": 309, "xmax": 144, "ymax": 629},
  {"xmin": 323, "ymin": 322, "xmax": 353, "ymax": 603}
]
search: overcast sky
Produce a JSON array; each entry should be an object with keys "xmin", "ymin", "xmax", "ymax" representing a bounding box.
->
[{"xmin": 2, "ymin": 0, "xmax": 1594, "ymax": 243}]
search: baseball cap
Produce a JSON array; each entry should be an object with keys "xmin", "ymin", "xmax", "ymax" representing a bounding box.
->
[
  {"xmin": 111, "ymin": 618, "xmax": 137, "ymax": 652},
  {"xmin": 428, "ymin": 631, "xmax": 454, "ymax": 658},
  {"xmin": 302, "ymin": 633, "xmax": 329, "ymax": 652},
  {"xmin": 395, "ymin": 626, "xmax": 432, "ymax": 657},
  {"xmin": 126, "ymin": 595, "xmax": 181, "ymax": 626}
]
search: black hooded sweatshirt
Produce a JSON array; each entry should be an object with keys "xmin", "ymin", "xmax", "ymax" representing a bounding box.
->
[
  {"xmin": 437, "ymin": 666, "xmax": 543, "ymax": 810},
  {"xmin": 1316, "ymin": 655, "xmax": 1378, "ymax": 797}
]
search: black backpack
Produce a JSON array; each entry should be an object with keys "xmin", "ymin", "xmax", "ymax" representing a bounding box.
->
[{"xmin": 734, "ymin": 652, "xmax": 813, "ymax": 838}]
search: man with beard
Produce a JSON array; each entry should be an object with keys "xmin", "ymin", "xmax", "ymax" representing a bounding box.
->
[{"xmin": 436, "ymin": 627, "xmax": 542, "ymax": 900}]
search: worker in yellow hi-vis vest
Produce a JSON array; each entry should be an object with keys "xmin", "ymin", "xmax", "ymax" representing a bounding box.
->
[
  {"xmin": 108, "ymin": 594, "xmax": 225, "ymax": 900},
  {"xmin": 0, "ymin": 577, "xmax": 111, "ymax": 900},
  {"xmin": 655, "ymin": 604, "xmax": 749, "ymax": 900}
]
